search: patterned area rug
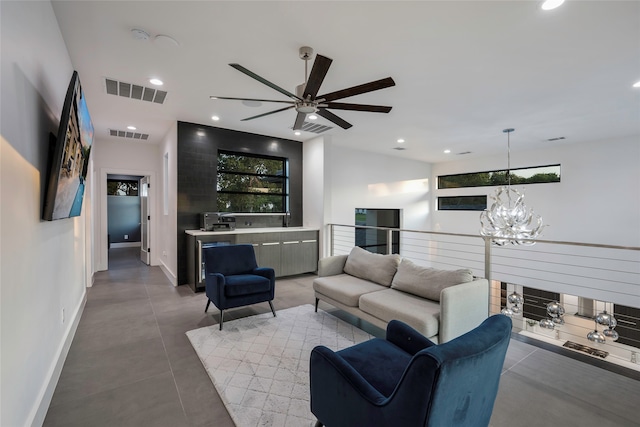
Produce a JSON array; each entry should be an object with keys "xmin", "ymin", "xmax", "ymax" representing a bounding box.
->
[{"xmin": 186, "ymin": 304, "xmax": 373, "ymax": 427}]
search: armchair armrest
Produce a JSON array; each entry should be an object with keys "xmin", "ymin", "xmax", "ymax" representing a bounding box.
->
[
  {"xmin": 386, "ymin": 320, "xmax": 436, "ymax": 355},
  {"xmin": 318, "ymin": 255, "xmax": 348, "ymax": 277},
  {"xmin": 204, "ymin": 272, "xmax": 226, "ymax": 305},
  {"xmin": 310, "ymin": 345, "xmax": 387, "ymax": 406},
  {"xmin": 253, "ymin": 267, "xmax": 275, "ymax": 282},
  {"xmin": 440, "ymin": 279, "xmax": 489, "ymax": 343}
]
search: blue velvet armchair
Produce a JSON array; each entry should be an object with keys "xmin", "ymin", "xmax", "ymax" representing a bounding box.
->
[
  {"xmin": 203, "ymin": 244, "xmax": 276, "ymax": 330},
  {"xmin": 310, "ymin": 314, "xmax": 512, "ymax": 427}
]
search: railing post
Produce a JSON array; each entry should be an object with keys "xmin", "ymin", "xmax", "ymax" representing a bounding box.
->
[
  {"xmin": 387, "ymin": 229, "xmax": 393, "ymax": 255},
  {"xmin": 329, "ymin": 224, "xmax": 334, "ymax": 256},
  {"xmin": 484, "ymin": 236, "xmax": 492, "ymax": 284}
]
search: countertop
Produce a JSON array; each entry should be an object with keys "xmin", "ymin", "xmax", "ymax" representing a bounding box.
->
[{"xmin": 185, "ymin": 227, "xmax": 318, "ymax": 236}]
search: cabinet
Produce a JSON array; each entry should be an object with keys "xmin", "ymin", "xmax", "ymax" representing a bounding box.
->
[
  {"xmin": 280, "ymin": 231, "xmax": 319, "ymax": 276},
  {"xmin": 187, "ymin": 229, "xmax": 318, "ymax": 292}
]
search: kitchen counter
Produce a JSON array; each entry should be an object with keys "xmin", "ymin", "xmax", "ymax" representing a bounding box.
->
[{"xmin": 185, "ymin": 227, "xmax": 318, "ymax": 236}]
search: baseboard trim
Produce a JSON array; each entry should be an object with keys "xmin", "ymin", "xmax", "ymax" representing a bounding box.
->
[
  {"xmin": 110, "ymin": 242, "xmax": 140, "ymax": 248},
  {"xmin": 29, "ymin": 290, "xmax": 87, "ymax": 427},
  {"xmin": 159, "ymin": 259, "xmax": 177, "ymax": 286}
]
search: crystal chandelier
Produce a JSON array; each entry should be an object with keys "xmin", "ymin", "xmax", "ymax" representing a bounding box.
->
[{"xmin": 480, "ymin": 129, "xmax": 545, "ymax": 245}]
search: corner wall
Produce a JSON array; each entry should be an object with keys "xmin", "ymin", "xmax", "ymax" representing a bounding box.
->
[{"xmin": 0, "ymin": 2, "xmax": 87, "ymax": 425}]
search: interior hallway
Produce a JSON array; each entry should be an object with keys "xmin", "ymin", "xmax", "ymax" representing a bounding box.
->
[{"xmin": 43, "ymin": 248, "xmax": 640, "ymax": 426}]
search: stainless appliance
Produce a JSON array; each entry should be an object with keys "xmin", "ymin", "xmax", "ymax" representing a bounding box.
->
[{"xmin": 200, "ymin": 212, "xmax": 236, "ymax": 231}]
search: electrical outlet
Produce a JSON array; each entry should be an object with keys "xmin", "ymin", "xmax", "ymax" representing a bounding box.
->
[
  {"xmin": 162, "ymin": 250, "xmax": 167, "ymax": 257},
  {"xmin": 124, "ymin": 234, "xmax": 129, "ymax": 240},
  {"xmin": 62, "ymin": 308, "xmax": 65, "ymax": 324}
]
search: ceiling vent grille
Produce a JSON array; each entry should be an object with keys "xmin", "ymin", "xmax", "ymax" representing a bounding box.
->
[
  {"xmin": 547, "ymin": 136, "xmax": 566, "ymax": 142},
  {"xmin": 105, "ymin": 78, "xmax": 167, "ymax": 104},
  {"xmin": 393, "ymin": 147, "xmax": 407, "ymax": 151},
  {"xmin": 457, "ymin": 151, "xmax": 472, "ymax": 155},
  {"xmin": 300, "ymin": 121, "xmax": 333, "ymax": 134},
  {"xmin": 109, "ymin": 129, "xmax": 150, "ymax": 140}
]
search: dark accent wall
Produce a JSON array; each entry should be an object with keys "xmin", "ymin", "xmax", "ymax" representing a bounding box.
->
[{"xmin": 177, "ymin": 121, "xmax": 303, "ymax": 285}]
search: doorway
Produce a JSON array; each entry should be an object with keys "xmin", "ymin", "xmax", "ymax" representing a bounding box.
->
[{"xmin": 140, "ymin": 176, "xmax": 150, "ymax": 265}]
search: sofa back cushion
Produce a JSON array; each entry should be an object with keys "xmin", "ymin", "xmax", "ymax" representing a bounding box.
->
[
  {"xmin": 391, "ymin": 259, "xmax": 473, "ymax": 301},
  {"xmin": 343, "ymin": 246, "xmax": 401, "ymax": 287}
]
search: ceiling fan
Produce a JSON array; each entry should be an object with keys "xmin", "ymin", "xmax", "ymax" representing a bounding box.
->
[{"xmin": 210, "ymin": 46, "xmax": 395, "ymax": 130}]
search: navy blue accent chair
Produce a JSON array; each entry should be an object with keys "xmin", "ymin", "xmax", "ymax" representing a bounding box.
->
[
  {"xmin": 203, "ymin": 244, "xmax": 276, "ymax": 330},
  {"xmin": 310, "ymin": 314, "xmax": 512, "ymax": 427}
]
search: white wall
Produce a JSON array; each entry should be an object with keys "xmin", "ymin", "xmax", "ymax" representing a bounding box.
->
[
  {"xmin": 431, "ymin": 136, "xmax": 640, "ymax": 247},
  {"xmin": 325, "ymin": 144, "xmax": 431, "ymax": 230},
  {"xmin": 156, "ymin": 122, "xmax": 178, "ymax": 284},
  {"xmin": 0, "ymin": 2, "xmax": 87, "ymax": 425},
  {"xmin": 91, "ymin": 138, "xmax": 160, "ymax": 271}
]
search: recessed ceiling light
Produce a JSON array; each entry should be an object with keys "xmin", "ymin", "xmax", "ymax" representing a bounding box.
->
[
  {"xmin": 444, "ymin": 149, "xmax": 451, "ymax": 154},
  {"xmin": 541, "ymin": 0, "xmax": 565, "ymax": 10},
  {"xmin": 211, "ymin": 115, "xmax": 220, "ymax": 121},
  {"xmin": 149, "ymin": 78, "xmax": 163, "ymax": 86},
  {"xmin": 308, "ymin": 114, "xmax": 318, "ymax": 120},
  {"xmin": 397, "ymin": 139, "xmax": 405, "ymax": 143},
  {"xmin": 633, "ymin": 81, "xmax": 640, "ymax": 88},
  {"xmin": 127, "ymin": 125, "xmax": 137, "ymax": 130},
  {"xmin": 294, "ymin": 131, "xmax": 301, "ymax": 136}
]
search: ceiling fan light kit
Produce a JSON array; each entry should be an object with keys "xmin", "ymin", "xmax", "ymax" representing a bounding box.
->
[{"xmin": 211, "ymin": 46, "xmax": 395, "ymax": 131}]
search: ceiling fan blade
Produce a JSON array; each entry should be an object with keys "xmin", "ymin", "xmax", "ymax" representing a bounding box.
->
[
  {"xmin": 241, "ymin": 105, "xmax": 295, "ymax": 121},
  {"xmin": 230, "ymin": 63, "xmax": 302, "ymax": 101},
  {"xmin": 317, "ymin": 108, "xmax": 353, "ymax": 129},
  {"xmin": 293, "ymin": 112, "xmax": 306, "ymax": 130},
  {"xmin": 318, "ymin": 77, "xmax": 396, "ymax": 102},
  {"xmin": 325, "ymin": 102, "xmax": 392, "ymax": 113},
  {"xmin": 210, "ymin": 95, "xmax": 295, "ymax": 104},
  {"xmin": 303, "ymin": 54, "xmax": 332, "ymax": 100}
]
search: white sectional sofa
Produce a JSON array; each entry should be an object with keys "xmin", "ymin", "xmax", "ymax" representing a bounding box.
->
[{"xmin": 313, "ymin": 246, "xmax": 489, "ymax": 343}]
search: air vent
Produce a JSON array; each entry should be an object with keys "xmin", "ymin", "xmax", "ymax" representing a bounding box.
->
[
  {"xmin": 109, "ymin": 129, "xmax": 150, "ymax": 140},
  {"xmin": 547, "ymin": 136, "xmax": 566, "ymax": 142},
  {"xmin": 457, "ymin": 151, "xmax": 472, "ymax": 155},
  {"xmin": 105, "ymin": 78, "xmax": 167, "ymax": 104},
  {"xmin": 300, "ymin": 121, "xmax": 333, "ymax": 134},
  {"xmin": 393, "ymin": 147, "xmax": 407, "ymax": 151}
]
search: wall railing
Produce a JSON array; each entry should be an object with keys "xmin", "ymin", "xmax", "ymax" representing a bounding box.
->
[{"xmin": 327, "ymin": 223, "xmax": 640, "ymax": 368}]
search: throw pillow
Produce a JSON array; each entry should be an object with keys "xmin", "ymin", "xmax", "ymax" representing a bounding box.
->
[
  {"xmin": 343, "ymin": 246, "xmax": 401, "ymax": 287},
  {"xmin": 391, "ymin": 259, "xmax": 473, "ymax": 301}
]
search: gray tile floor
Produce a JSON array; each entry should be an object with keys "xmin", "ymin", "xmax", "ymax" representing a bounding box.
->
[{"xmin": 44, "ymin": 248, "xmax": 640, "ymax": 426}]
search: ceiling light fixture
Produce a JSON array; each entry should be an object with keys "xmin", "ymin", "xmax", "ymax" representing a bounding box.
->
[
  {"xmin": 444, "ymin": 149, "xmax": 451, "ymax": 154},
  {"xmin": 127, "ymin": 126, "xmax": 137, "ymax": 130},
  {"xmin": 397, "ymin": 139, "xmax": 405, "ymax": 143},
  {"xmin": 211, "ymin": 115, "xmax": 220, "ymax": 121},
  {"xmin": 633, "ymin": 81, "xmax": 640, "ymax": 88},
  {"xmin": 294, "ymin": 131, "xmax": 301, "ymax": 136},
  {"xmin": 480, "ymin": 128, "xmax": 545, "ymax": 246},
  {"xmin": 149, "ymin": 78, "xmax": 163, "ymax": 86},
  {"xmin": 541, "ymin": 0, "xmax": 565, "ymax": 10},
  {"xmin": 308, "ymin": 114, "xmax": 318, "ymax": 120}
]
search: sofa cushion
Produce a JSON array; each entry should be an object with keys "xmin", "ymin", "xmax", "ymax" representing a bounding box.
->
[
  {"xmin": 313, "ymin": 274, "xmax": 387, "ymax": 307},
  {"xmin": 359, "ymin": 289, "xmax": 441, "ymax": 338},
  {"xmin": 343, "ymin": 246, "xmax": 401, "ymax": 287},
  {"xmin": 390, "ymin": 259, "xmax": 473, "ymax": 302}
]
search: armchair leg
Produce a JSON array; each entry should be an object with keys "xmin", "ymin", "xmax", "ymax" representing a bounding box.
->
[
  {"xmin": 205, "ymin": 299, "xmax": 211, "ymax": 313},
  {"xmin": 315, "ymin": 298, "xmax": 319, "ymax": 312},
  {"xmin": 219, "ymin": 309, "xmax": 224, "ymax": 330},
  {"xmin": 268, "ymin": 301, "xmax": 276, "ymax": 317}
]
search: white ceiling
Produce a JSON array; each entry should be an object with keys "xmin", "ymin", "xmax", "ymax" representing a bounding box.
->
[{"xmin": 51, "ymin": 1, "xmax": 639, "ymax": 163}]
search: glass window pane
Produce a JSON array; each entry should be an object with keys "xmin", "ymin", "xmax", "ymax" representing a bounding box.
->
[
  {"xmin": 217, "ymin": 193, "xmax": 284, "ymax": 213},
  {"xmin": 438, "ymin": 196, "xmax": 487, "ymax": 211},
  {"xmin": 217, "ymin": 173, "xmax": 285, "ymax": 194},
  {"xmin": 438, "ymin": 164, "xmax": 561, "ymax": 189},
  {"xmin": 218, "ymin": 153, "xmax": 284, "ymax": 175}
]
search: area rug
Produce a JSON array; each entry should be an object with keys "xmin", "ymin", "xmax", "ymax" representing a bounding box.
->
[{"xmin": 186, "ymin": 304, "xmax": 373, "ymax": 427}]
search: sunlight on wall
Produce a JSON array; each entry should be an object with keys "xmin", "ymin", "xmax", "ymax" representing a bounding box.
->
[{"xmin": 367, "ymin": 178, "xmax": 429, "ymax": 197}]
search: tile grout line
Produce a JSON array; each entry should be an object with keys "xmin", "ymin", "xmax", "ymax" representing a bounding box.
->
[
  {"xmin": 501, "ymin": 347, "xmax": 539, "ymax": 376},
  {"xmin": 144, "ymin": 280, "xmax": 190, "ymax": 423}
]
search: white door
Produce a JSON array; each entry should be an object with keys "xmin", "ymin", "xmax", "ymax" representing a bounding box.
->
[{"xmin": 140, "ymin": 176, "xmax": 150, "ymax": 265}]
